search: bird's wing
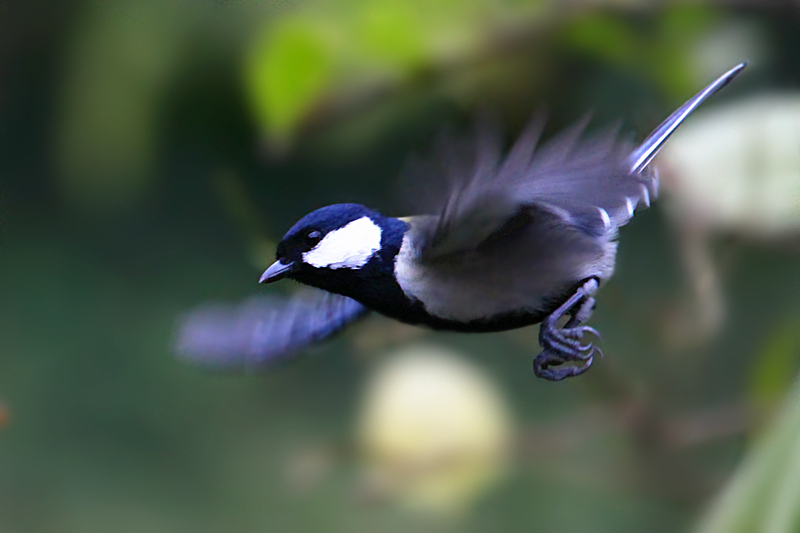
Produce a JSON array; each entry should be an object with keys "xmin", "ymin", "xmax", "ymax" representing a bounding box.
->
[
  {"xmin": 174, "ymin": 291, "xmax": 369, "ymax": 370},
  {"xmin": 402, "ymin": 115, "xmax": 645, "ymax": 261},
  {"xmin": 404, "ymin": 63, "xmax": 746, "ymax": 261}
]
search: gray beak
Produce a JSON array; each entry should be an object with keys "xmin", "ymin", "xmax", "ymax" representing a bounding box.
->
[{"xmin": 259, "ymin": 260, "xmax": 294, "ymax": 284}]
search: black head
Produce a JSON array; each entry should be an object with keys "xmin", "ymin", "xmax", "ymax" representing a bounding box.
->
[{"xmin": 259, "ymin": 203, "xmax": 404, "ymax": 288}]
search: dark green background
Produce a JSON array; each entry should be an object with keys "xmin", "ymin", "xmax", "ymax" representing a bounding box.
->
[{"xmin": 1, "ymin": 1, "xmax": 799, "ymax": 532}]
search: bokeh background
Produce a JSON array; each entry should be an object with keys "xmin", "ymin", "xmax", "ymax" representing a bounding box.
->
[{"xmin": 2, "ymin": 1, "xmax": 800, "ymax": 532}]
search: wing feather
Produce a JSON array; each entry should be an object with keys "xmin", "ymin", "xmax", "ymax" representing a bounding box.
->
[
  {"xmin": 403, "ymin": 119, "xmax": 643, "ymax": 260},
  {"xmin": 174, "ymin": 291, "xmax": 369, "ymax": 370}
]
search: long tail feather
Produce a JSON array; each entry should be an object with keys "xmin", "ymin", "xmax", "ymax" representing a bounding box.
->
[{"xmin": 627, "ymin": 62, "xmax": 746, "ymax": 174}]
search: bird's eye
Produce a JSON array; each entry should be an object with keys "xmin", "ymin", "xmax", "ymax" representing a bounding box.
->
[{"xmin": 304, "ymin": 230, "xmax": 322, "ymax": 246}]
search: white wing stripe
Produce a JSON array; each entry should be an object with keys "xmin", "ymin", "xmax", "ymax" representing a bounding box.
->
[
  {"xmin": 640, "ymin": 184, "xmax": 651, "ymax": 208},
  {"xmin": 597, "ymin": 207, "xmax": 612, "ymax": 231}
]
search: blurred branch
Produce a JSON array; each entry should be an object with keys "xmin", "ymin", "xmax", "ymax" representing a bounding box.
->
[
  {"xmin": 661, "ymin": 402, "xmax": 755, "ymax": 448},
  {"xmin": 519, "ymin": 401, "xmax": 756, "ymax": 454},
  {"xmin": 659, "ymin": 216, "xmax": 725, "ymax": 349},
  {"xmin": 518, "ymin": 400, "xmax": 759, "ymax": 501}
]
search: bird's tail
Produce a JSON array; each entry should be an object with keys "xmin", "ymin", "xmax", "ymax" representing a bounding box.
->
[{"xmin": 626, "ymin": 62, "xmax": 746, "ymax": 175}]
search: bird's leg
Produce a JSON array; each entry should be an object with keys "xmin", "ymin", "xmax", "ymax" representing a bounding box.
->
[{"xmin": 533, "ymin": 278, "xmax": 601, "ymax": 381}]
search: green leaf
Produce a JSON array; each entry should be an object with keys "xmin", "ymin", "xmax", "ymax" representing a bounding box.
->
[
  {"xmin": 355, "ymin": 3, "xmax": 426, "ymax": 70},
  {"xmin": 749, "ymin": 317, "xmax": 800, "ymax": 407},
  {"xmin": 695, "ymin": 383, "xmax": 800, "ymax": 533},
  {"xmin": 563, "ymin": 13, "xmax": 640, "ymax": 69},
  {"xmin": 245, "ymin": 19, "xmax": 336, "ymax": 140}
]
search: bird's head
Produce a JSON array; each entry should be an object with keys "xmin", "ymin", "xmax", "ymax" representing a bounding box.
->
[{"xmin": 260, "ymin": 204, "xmax": 405, "ymax": 289}]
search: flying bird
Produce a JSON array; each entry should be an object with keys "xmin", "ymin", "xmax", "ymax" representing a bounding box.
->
[{"xmin": 176, "ymin": 63, "xmax": 745, "ymax": 381}]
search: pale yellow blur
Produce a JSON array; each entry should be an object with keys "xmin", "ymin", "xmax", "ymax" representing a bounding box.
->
[
  {"xmin": 355, "ymin": 344, "xmax": 513, "ymax": 516},
  {"xmin": 662, "ymin": 94, "xmax": 800, "ymax": 238}
]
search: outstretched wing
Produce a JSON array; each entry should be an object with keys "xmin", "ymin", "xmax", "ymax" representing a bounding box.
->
[
  {"xmin": 174, "ymin": 291, "xmax": 369, "ymax": 370},
  {"xmin": 404, "ymin": 63, "xmax": 745, "ymax": 261}
]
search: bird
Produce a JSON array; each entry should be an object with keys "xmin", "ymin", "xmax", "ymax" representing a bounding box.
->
[{"xmin": 175, "ymin": 63, "xmax": 746, "ymax": 381}]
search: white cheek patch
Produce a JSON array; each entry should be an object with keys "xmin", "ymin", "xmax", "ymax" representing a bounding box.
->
[{"xmin": 302, "ymin": 216, "xmax": 382, "ymax": 269}]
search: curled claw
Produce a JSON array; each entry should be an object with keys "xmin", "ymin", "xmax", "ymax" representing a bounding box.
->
[
  {"xmin": 560, "ymin": 325, "xmax": 601, "ymax": 342},
  {"xmin": 576, "ymin": 341, "xmax": 594, "ymax": 354},
  {"xmin": 533, "ymin": 278, "xmax": 602, "ymax": 381},
  {"xmin": 533, "ymin": 349, "xmax": 594, "ymax": 381},
  {"xmin": 578, "ymin": 326, "xmax": 601, "ymax": 340},
  {"xmin": 542, "ymin": 324, "xmax": 600, "ymax": 353},
  {"xmin": 541, "ymin": 332, "xmax": 595, "ymax": 360}
]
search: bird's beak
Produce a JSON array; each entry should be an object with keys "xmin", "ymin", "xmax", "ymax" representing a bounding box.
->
[{"xmin": 259, "ymin": 260, "xmax": 294, "ymax": 284}]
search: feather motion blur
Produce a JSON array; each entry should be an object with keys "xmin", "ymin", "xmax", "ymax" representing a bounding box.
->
[{"xmin": 176, "ymin": 63, "xmax": 746, "ymax": 381}]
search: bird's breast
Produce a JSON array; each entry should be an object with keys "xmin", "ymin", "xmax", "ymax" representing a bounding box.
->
[
  {"xmin": 392, "ymin": 240, "xmax": 561, "ymax": 328},
  {"xmin": 386, "ymin": 217, "xmax": 617, "ymax": 331}
]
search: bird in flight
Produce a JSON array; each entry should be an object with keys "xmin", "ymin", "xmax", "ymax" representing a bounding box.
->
[{"xmin": 176, "ymin": 63, "xmax": 745, "ymax": 381}]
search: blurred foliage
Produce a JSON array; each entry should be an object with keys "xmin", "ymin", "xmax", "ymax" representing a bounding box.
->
[
  {"xmin": 55, "ymin": 0, "xmax": 195, "ymax": 209},
  {"xmin": 2, "ymin": 0, "xmax": 800, "ymax": 532},
  {"xmin": 749, "ymin": 317, "xmax": 800, "ymax": 408},
  {"xmin": 696, "ymin": 377, "xmax": 800, "ymax": 533},
  {"xmin": 663, "ymin": 94, "xmax": 800, "ymax": 238},
  {"xmin": 243, "ymin": 0, "xmax": 729, "ymax": 149},
  {"xmin": 244, "ymin": 0, "xmax": 515, "ymax": 144}
]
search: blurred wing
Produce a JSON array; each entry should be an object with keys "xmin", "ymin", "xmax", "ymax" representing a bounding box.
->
[
  {"xmin": 404, "ymin": 116, "xmax": 644, "ymax": 260},
  {"xmin": 174, "ymin": 291, "xmax": 369, "ymax": 370},
  {"xmin": 404, "ymin": 63, "xmax": 746, "ymax": 261}
]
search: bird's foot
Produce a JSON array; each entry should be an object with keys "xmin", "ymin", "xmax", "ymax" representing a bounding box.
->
[
  {"xmin": 532, "ymin": 278, "xmax": 602, "ymax": 381},
  {"xmin": 534, "ymin": 321, "xmax": 601, "ymax": 381}
]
